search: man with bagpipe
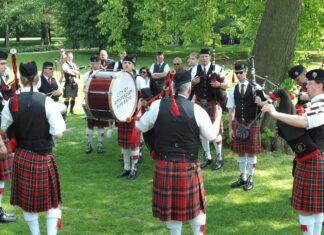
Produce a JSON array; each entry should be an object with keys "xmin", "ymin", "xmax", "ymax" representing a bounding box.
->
[
  {"xmin": 191, "ymin": 48, "xmax": 228, "ymax": 171},
  {"xmin": 1, "ymin": 61, "xmax": 66, "ymax": 234},
  {"xmin": 262, "ymin": 69, "xmax": 324, "ymax": 235},
  {"xmin": 0, "ymin": 50, "xmax": 16, "ymax": 223},
  {"xmin": 227, "ymin": 62, "xmax": 268, "ymax": 191},
  {"xmin": 288, "ymin": 65, "xmax": 311, "ymax": 115},
  {"xmin": 136, "ymin": 71, "xmax": 222, "ymax": 235}
]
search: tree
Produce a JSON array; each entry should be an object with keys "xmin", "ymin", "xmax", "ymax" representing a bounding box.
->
[{"xmin": 250, "ymin": 0, "xmax": 302, "ymax": 150}]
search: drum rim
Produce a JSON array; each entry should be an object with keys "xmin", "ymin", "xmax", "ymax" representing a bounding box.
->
[{"xmin": 108, "ymin": 71, "xmax": 138, "ymax": 121}]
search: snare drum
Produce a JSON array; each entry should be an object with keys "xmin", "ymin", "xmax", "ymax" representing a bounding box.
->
[{"xmin": 84, "ymin": 71, "xmax": 138, "ymax": 121}]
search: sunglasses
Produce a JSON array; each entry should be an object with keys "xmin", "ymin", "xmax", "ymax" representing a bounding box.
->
[
  {"xmin": 141, "ymin": 71, "xmax": 147, "ymax": 74},
  {"xmin": 235, "ymin": 71, "xmax": 244, "ymax": 75},
  {"xmin": 173, "ymin": 63, "xmax": 180, "ymax": 66},
  {"xmin": 46, "ymin": 67, "xmax": 54, "ymax": 70}
]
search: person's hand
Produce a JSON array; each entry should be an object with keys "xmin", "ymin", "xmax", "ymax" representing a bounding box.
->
[
  {"xmin": 299, "ymin": 92, "xmax": 310, "ymax": 101},
  {"xmin": 262, "ymin": 103, "xmax": 277, "ymax": 115},
  {"xmin": 210, "ymin": 80, "xmax": 220, "ymax": 88},
  {"xmin": 191, "ymin": 76, "xmax": 200, "ymax": 86},
  {"xmin": 229, "ymin": 128, "xmax": 235, "ymax": 140}
]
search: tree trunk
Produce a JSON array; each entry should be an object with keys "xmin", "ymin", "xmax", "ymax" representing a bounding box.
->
[
  {"xmin": 252, "ymin": 0, "xmax": 302, "ymax": 152},
  {"xmin": 4, "ymin": 23, "xmax": 10, "ymax": 48},
  {"xmin": 41, "ymin": 23, "xmax": 50, "ymax": 45}
]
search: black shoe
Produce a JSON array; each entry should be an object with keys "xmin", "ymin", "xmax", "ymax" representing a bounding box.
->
[
  {"xmin": 85, "ymin": 143, "xmax": 92, "ymax": 154},
  {"xmin": 117, "ymin": 169, "xmax": 130, "ymax": 178},
  {"xmin": 97, "ymin": 142, "xmax": 103, "ymax": 154},
  {"xmin": 200, "ymin": 159, "xmax": 212, "ymax": 169},
  {"xmin": 70, "ymin": 110, "xmax": 74, "ymax": 114},
  {"xmin": 0, "ymin": 207, "xmax": 16, "ymax": 223},
  {"xmin": 213, "ymin": 154, "xmax": 223, "ymax": 170},
  {"xmin": 128, "ymin": 170, "xmax": 137, "ymax": 180},
  {"xmin": 230, "ymin": 174, "xmax": 247, "ymax": 188},
  {"xmin": 243, "ymin": 176, "xmax": 254, "ymax": 191}
]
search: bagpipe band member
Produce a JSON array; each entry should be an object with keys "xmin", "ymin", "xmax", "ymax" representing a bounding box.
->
[
  {"xmin": 136, "ymin": 71, "xmax": 222, "ymax": 235},
  {"xmin": 149, "ymin": 51, "xmax": 170, "ymax": 95},
  {"xmin": 191, "ymin": 48, "xmax": 228, "ymax": 171},
  {"xmin": 262, "ymin": 69, "xmax": 324, "ymax": 235},
  {"xmin": 82, "ymin": 55, "xmax": 108, "ymax": 154},
  {"xmin": 0, "ymin": 50, "xmax": 16, "ymax": 223},
  {"xmin": 38, "ymin": 62, "xmax": 62, "ymax": 102},
  {"xmin": 116, "ymin": 55, "xmax": 140, "ymax": 180},
  {"xmin": 62, "ymin": 52, "xmax": 79, "ymax": 114},
  {"xmin": 288, "ymin": 65, "xmax": 311, "ymax": 115},
  {"xmin": 1, "ymin": 61, "xmax": 66, "ymax": 235},
  {"xmin": 227, "ymin": 62, "xmax": 267, "ymax": 191},
  {"xmin": 99, "ymin": 49, "xmax": 115, "ymax": 70}
]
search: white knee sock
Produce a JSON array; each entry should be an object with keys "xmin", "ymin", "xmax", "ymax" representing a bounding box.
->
[
  {"xmin": 0, "ymin": 181, "xmax": 4, "ymax": 207},
  {"xmin": 123, "ymin": 148, "xmax": 131, "ymax": 171},
  {"xmin": 313, "ymin": 213, "xmax": 323, "ymax": 235},
  {"xmin": 166, "ymin": 220, "xmax": 182, "ymax": 235},
  {"xmin": 23, "ymin": 211, "xmax": 40, "ymax": 235},
  {"xmin": 189, "ymin": 213, "xmax": 206, "ymax": 235},
  {"xmin": 201, "ymin": 139, "xmax": 211, "ymax": 160},
  {"xmin": 106, "ymin": 128, "xmax": 113, "ymax": 139},
  {"xmin": 237, "ymin": 156, "xmax": 247, "ymax": 179},
  {"xmin": 46, "ymin": 208, "xmax": 62, "ymax": 235},
  {"xmin": 98, "ymin": 128, "xmax": 104, "ymax": 143},
  {"xmin": 130, "ymin": 148, "xmax": 139, "ymax": 170},
  {"xmin": 247, "ymin": 156, "xmax": 257, "ymax": 180},
  {"xmin": 299, "ymin": 214, "xmax": 315, "ymax": 235},
  {"xmin": 86, "ymin": 128, "xmax": 94, "ymax": 144}
]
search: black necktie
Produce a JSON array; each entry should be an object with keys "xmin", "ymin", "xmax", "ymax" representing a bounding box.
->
[{"xmin": 240, "ymin": 84, "xmax": 245, "ymax": 97}]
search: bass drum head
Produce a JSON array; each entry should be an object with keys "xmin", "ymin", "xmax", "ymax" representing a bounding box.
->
[{"xmin": 109, "ymin": 71, "xmax": 137, "ymax": 121}]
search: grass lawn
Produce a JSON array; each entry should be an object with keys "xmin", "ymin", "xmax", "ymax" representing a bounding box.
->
[
  {"xmin": 0, "ymin": 111, "xmax": 300, "ymax": 234},
  {"xmin": 0, "ymin": 47, "xmax": 320, "ymax": 234}
]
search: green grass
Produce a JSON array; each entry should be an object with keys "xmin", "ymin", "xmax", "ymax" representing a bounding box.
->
[
  {"xmin": 0, "ymin": 113, "xmax": 301, "ymax": 234},
  {"xmin": 1, "ymin": 46, "xmax": 321, "ymax": 234}
]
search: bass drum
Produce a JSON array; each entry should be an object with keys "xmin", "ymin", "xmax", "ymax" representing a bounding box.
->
[{"xmin": 84, "ymin": 70, "xmax": 138, "ymax": 121}]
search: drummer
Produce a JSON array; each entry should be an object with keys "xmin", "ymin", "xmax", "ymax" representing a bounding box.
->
[
  {"xmin": 82, "ymin": 55, "xmax": 108, "ymax": 154},
  {"xmin": 116, "ymin": 55, "xmax": 140, "ymax": 180}
]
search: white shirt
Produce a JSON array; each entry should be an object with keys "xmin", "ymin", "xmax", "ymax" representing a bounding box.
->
[
  {"xmin": 149, "ymin": 62, "xmax": 170, "ymax": 74},
  {"xmin": 62, "ymin": 61, "xmax": 78, "ymax": 72},
  {"xmin": 82, "ymin": 70, "xmax": 97, "ymax": 88},
  {"xmin": 136, "ymin": 95, "xmax": 218, "ymax": 141},
  {"xmin": 1, "ymin": 87, "xmax": 66, "ymax": 136},
  {"xmin": 190, "ymin": 62, "xmax": 226, "ymax": 81},
  {"xmin": 113, "ymin": 60, "xmax": 122, "ymax": 72},
  {"xmin": 306, "ymin": 93, "xmax": 324, "ymax": 129},
  {"xmin": 226, "ymin": 80, "xmax": 262, "ymax": 109},
  {"xmin": 136, "ymin": 76, "xmax": 150, "ymax": 91}
]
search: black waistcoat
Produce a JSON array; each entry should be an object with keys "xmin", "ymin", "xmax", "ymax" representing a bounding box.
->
[
  {"xmin": 9, "ymin": 92, "xmax": 54, "ymax": 153},
  {"xmin": 153, "ymin": 62, "xmax": 167, "ymax": 91},
  {"xmin": 234, "ymin": 84, "xmax": 259, "ymax": 121},
  {"xmin": 154, "ymin": 96, "xmax": 200, "ymax": 157},
  {"xmin": 193, "ymin": 64, "xmax": 215, "ymax": 99},
  {"xmin": 39, "ymin": 75, "xmax": 59, "ymax": 102}
]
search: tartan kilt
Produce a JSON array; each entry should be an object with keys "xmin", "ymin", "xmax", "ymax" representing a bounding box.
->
[
  {"xmin": 87, "ymin": 119, "xmax": 109, "ymax": 129},
  {"xmin": 291, "ymin": 152, "xmax": 324, "ymax": 213},
  {"xmin": 11, "ymin": 149, "xmax": 62, "ymax": 213},
  {"xmin": 230, "ymin": 119, "xmax": 262, "ymax": 155},
  {"xmin": 195, "ymin": 98, "xmax": 218, "ymax": 123},
  {"xmin": 153, "ymin": 160, "xmax": 207, "ymax": 221},
  {"xmin": 0, "ymin": 132, "xmax": 14, "ymax": 181},
  {"xmin": 0, "ymin": 153, "xmax": 14, "ymax": 181},
  {"xmin": 117, "ymin": 122, "xmax": 140, "ymax": 149},
  {"xmin": 63, "ymin": 83, "xmax": 78, "ymax": 98}
]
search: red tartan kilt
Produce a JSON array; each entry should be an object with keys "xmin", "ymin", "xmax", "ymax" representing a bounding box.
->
[
  {"xmin": 231, "ymin": 120, "xmax": 262, "ymax": 155},
  {"xmin": 291, "ymin": 152, "xmax": 324, "ymax": 213},
  {"xmin": 0, "ymin": 153, "xmax": 14, "ymax": 181},
  {"xmin": 153, "ymin": 160, "xmax": 206, "ymax": 221},
  {"xmin": 117, "ymin": 122, "xmax": 140, "ymax": 149},
  {"xmin": 195, "ymin": 98, "xmax": 218, "ymax": 123},
  {"xmin": 87, "ymin": 119, "xmax": 109, "ymax": 129},
  {"xmin": 11, "ymin": 149, "xmax": 62, "ymax": 213}
]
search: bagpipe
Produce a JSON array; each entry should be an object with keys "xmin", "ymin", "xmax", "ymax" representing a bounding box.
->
[
  {"xmin": 268, "ymin": 88, "xmax": 320, "ymax": 163},
  {"xmin": 127, "ymin": 69, "xmax": 178, "ymax": 157}
]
